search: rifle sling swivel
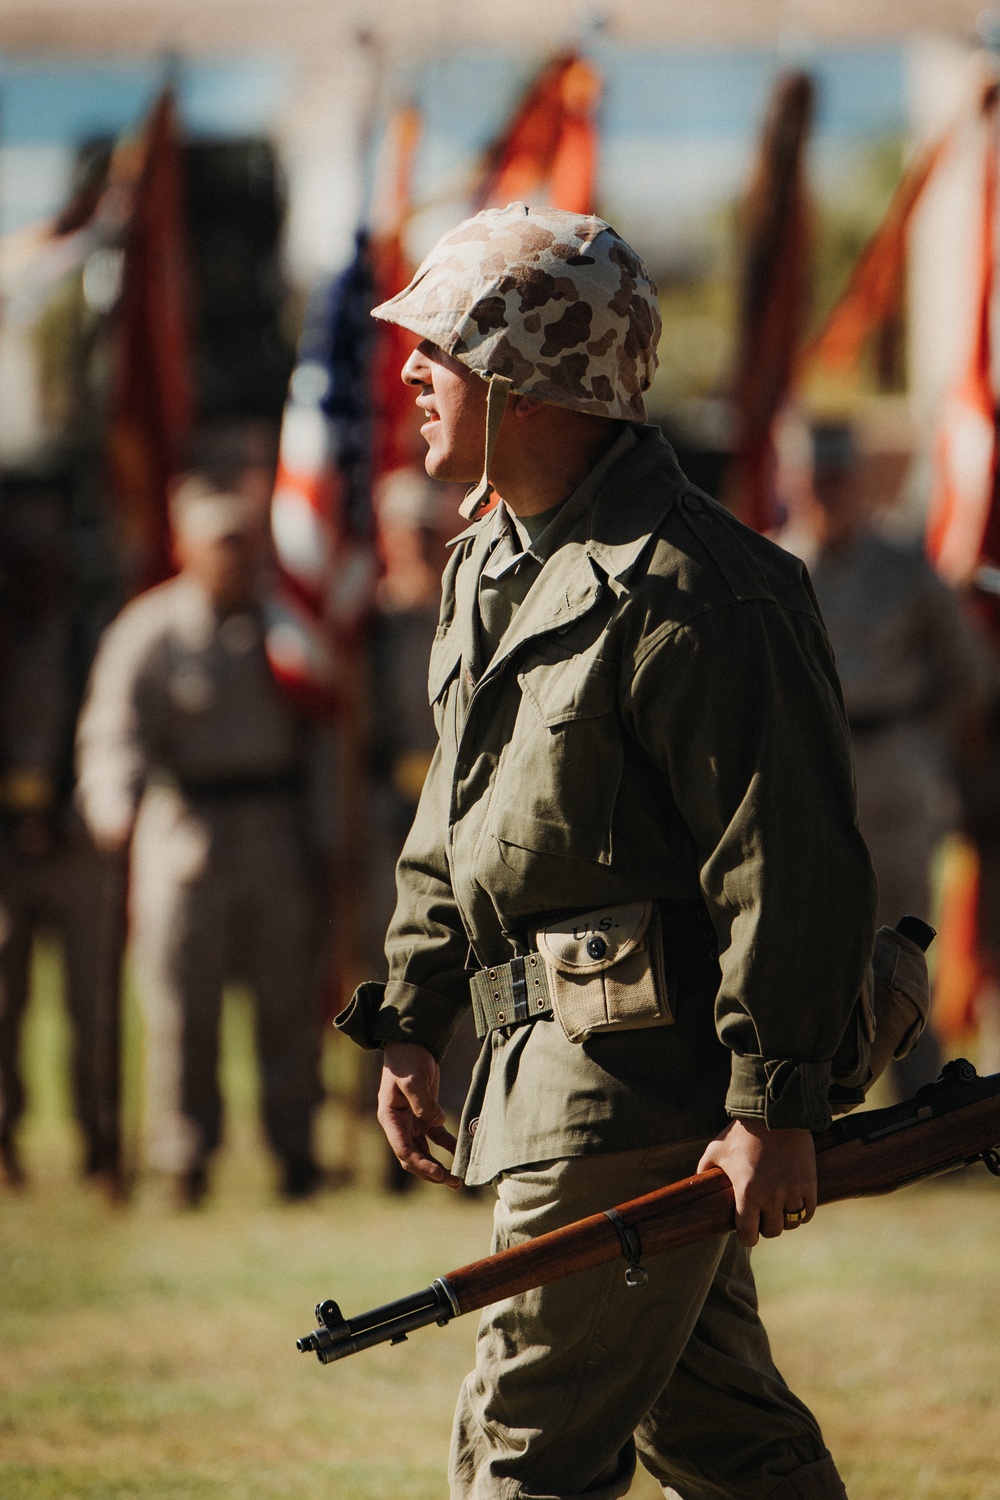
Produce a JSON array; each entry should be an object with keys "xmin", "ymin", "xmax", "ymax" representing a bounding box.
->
[{"xmin": 604, "ymin": 1208, "xmax": 648, "ymax": 1287}]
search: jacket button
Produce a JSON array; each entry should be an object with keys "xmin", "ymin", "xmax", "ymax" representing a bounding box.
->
[
  {"xmin": 587, "ymin": 935, "xmax": 608, "ymax": 959},
  {"xmin": 683, "ymin": 493, "xmax": 703, "ymax": 512},
  {"xmin": 468, "ymin": 1117, "xmax": 479, "ymax": 1137}
]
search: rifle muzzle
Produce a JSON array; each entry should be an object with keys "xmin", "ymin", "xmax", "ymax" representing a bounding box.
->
[{"xmin": 296, "ymin": 1278, "xmax": 460, "ymax": 1364}]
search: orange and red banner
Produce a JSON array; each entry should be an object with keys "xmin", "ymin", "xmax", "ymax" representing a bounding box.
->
[
  {"xmin": 926, "ymin": 84, "xmax": 1000, "ymax": 585},
  {"xmin": 804, "ymin": 131, "xmax": 953, "ymax": 379},
  {"xmin": 370, "ymin": 106, "xmax": 425, "ymax": 485},
  {"xmin": 474, "ymin": 52, "xmax": 601, "ymax": 215},
  {"xmin": 728, "ymin": 72, "xmax": 814, "ymax": 533}
]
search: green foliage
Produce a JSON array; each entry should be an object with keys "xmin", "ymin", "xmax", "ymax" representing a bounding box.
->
[{"xmin": 648, "ymin": 135, "xmax": 910, "ymax": 412}]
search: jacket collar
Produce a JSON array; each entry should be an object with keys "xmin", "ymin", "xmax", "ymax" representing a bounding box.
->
[{"xmin": 467, "ymin": 426, "xmax": 684, "ymax": 685}]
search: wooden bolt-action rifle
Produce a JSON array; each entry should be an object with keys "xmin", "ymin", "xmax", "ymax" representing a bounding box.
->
[{"xmin": 298, "ymin": 1057, "xmax": 1000, "ymax": 1364}]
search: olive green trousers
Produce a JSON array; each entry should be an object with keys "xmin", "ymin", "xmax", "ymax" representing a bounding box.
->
[{"xmin": 449, "ymin": 1142, "xmax": 847, "ymax": 1500}]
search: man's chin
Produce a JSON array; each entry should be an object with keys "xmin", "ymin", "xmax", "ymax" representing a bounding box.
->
[{"xmin": 423, "ymin": 448, "xmax": 478, "ymax": 486}]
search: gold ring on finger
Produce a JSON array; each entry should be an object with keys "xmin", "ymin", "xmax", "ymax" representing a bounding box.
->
[{"xmin": 783, "ymin": 1207, "xmax": 807, "ymax": 1228}]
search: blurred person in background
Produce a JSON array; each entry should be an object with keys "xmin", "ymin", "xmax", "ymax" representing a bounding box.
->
[
  {"xmin": 76, "ymin": 465, "xmax": 324, "ymax": 1205},
  {"xmin": 365, "ymin": 464, "xmax": 481, "ymax": 1190},
  {"xmin": 776, "ymin": 421, "xmax": 986, "ymax": 1095},
  {"xmin": 0, "ymin": 468, "xmax": 127, "ymax": 1197}
]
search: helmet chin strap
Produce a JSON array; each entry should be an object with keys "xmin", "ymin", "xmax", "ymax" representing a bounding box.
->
[{"xmin": 459, "ymin": 375, "xmax": 514, "ymax": 521}]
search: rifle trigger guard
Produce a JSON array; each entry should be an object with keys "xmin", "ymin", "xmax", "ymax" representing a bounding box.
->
[
  {"xmin": 604, "ymin": 1208, "xmax": 648, "ymax": 1288},
  {"xmin": 982, "ymin": 1147, "xmax": 1000, "ymax": 1177}
]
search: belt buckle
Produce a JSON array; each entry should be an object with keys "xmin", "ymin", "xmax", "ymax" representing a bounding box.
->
[{"xmin": 510, "ymin": 954, "xmax": 529, "ymax": 1024}]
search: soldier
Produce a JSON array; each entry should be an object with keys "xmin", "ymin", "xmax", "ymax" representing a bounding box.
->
[
  {"xmin": 0, "ymin": 469, "xmax": 126, "ymax": 1194},
  {"xmin": 76, "ymin": 468, "xmax": 324, "ymax": 1204},
  {"xmin": 336, "ymin": 204, "xmax": 876, "ymax": 1500},
  {"xmin": 777, "ymin": 423, "xmax": 986, "ymax": 1095}
]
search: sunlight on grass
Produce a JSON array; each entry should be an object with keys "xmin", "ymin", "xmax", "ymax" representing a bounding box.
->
[{"xmin": 2, "ymin": 944, "xmax": 999, "ymax": 1498}]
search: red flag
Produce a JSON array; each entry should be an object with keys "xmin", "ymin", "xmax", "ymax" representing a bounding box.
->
[
  {"xmin": 727, "ymin": 72, "xmax": 814, "ymax": 534},
  {"xmin": 804, "ymin": 131, "xmax": 953, "ymax": 378},
  {"xmin": 934, "ymin": 836, "xmax": 985, "ymax": 1043},
  {"xmin": 474, "ymin": 52, "xmax": 601, "ymax": 215},
  {"xmin": 370, "ymin": 107, "xmax": 424, "ymax": 484},
  {"xmin": 106, "ymin": 89, "xmax": 194, "ymax": 595},
  {"xmin": 926, "ymin": 85, "xmax": 999, "ymax": 584}
]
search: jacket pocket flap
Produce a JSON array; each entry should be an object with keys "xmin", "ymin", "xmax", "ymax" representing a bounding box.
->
[
  {"xmin": 517, "ymin": 652, "xmax": 617, "ymax": 727},
  {"xmin": 427, "ymin": 627, "xmax": 463, "ymax": 705}
]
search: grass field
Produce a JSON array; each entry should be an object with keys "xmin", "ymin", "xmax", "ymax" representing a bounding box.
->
[{"xmin": 1, "ymin": 947, "xmax": 999, "ymax": 1500}]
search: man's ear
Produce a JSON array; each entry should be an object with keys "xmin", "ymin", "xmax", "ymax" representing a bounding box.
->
[{"xmin": 509, "ymin": 393, "xmax": 545, "ymax": 418}]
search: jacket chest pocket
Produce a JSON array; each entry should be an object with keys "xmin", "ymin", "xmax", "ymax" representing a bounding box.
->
[{"xmin": 490, "ymin": 645, "xmax": 623, "ymax": 865}]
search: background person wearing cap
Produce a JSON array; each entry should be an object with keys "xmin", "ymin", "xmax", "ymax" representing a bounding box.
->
[
  {"xmin": 336, "ymin": 204, "xmax": 876, "ymax": 1500},
  {"xmin": 76, "ymin": 466, "xmax": 325, "ymax": 1204}
]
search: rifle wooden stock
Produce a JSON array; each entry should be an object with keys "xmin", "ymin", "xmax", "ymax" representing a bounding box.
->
[{"xmin": 297, "ymin": 1059, "xmax": 1000, "ymax": 1364}]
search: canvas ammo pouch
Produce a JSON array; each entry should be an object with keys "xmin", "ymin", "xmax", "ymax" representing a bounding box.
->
[
  {"xmin": 469, "ymin": 901, "xmax": 675, "ymax": 1044},
  {"xmin": 829, "ymin": 923, "xmax": 932, "ymax": 1113}
]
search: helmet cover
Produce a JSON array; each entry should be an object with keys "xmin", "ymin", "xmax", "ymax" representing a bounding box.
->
[{"xmin": 372, "ymin": 202, "xmax": 660, "ymax": 422}]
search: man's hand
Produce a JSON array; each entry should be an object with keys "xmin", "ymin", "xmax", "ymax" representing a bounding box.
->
[
  {"xmin": 377, "ymin": 1042, "xmax": 462, "ymax": 1190},
  {"xmin": 697, "ymin": 1118, "xmax": 817, "ymax": 1247}
]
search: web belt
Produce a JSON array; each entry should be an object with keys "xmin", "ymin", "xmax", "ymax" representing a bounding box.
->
[{"xmin": 469, "ymin": 952, "xmax": 553, "ymax": 1039}]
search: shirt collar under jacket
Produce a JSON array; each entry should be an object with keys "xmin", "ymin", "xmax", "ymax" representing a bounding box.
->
[{"xmin": 478, "ymin": 424, "xmax": 640, "ymax": 583}]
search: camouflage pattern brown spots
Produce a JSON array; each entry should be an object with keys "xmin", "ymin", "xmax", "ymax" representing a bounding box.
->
[
  {"xmin": 536, "ymin": 352, "xmax": 591, "ymax": 403},
  {"xmin": 469, "ymin": 296, "xmax": 510, "ymax": 335},
  {"xmin": 488, "ymin": 335, "xmax": 537, "ymax": 389},
  {"xmin": 540, "ymin": 301, "xmax": 593, "ymax": 357},
  {"xmin": 587, "ymin": 328, "xmax": 616, "ymax": 358},
  {"xmin": 371, "ymin": 202, "xmax": 660, "ymax": 422}
]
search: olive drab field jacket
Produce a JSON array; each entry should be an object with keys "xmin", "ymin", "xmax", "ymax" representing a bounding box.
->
[{"xmin": 338, "ymin": 426, "xmax": 877, "ymax": 1185}]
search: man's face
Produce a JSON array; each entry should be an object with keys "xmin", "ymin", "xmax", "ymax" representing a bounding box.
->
[
  {"xmin": 811, "ymin": 467, "xmax": 867, "ymax": 546},
  {"xmin": 401, "ymin": 340, "xmax": 489, "ymax": 483},
  {"xmin": 176, "ymin": 524, "xmax": 265, "ymax": 610}
]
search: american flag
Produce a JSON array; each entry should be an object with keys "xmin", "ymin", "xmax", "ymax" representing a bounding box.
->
[{"xmin": 266, "ymin": 232, "xmax": 380, "ymax": 718}]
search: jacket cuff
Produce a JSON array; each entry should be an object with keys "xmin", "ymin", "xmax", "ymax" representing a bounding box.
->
[
  {"xmin": 726, "ymin": 1054, "xmax": 833, "ymax": 1132},
  {"xmin": 334, "ymin": 980, "xmax": 464, "ymax": 1060}
]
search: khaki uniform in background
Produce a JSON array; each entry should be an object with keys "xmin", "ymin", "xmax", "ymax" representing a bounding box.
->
[
  {"xmin": 76, "ymin": 572, "xmax": 323, "ymax": 1192},
  {"xmin": 779, "ymin": 523, "xmax": 984, "ymax": 1094},
  {"xmin": 0, "ymin": 478, "xmax": 125, "ymax": 1188},
  {"xmin": 341, "ymin": 426, "xmax": 876, "ymax": 1499}
]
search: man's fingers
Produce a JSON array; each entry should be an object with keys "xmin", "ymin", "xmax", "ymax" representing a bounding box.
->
[
  {"xmin": 375, "ymin": 1086, "xmax": 461, "ymax": 1188},
  {"xmin": 758, "ymin": 1199, "xmax": 787, "ymax": 1239},
  {"xmin": 731, "ymin": 1185, "xmax": 760, "ymax": 1248},
  {"xmin": 388, "ymin": 1072, "xmax": 443, "ymax": 1124},
  {"xmin": 427, "ymin": 1120, "xmax": 459, "ymax": 1155},
  {"xmin": 399, "ymin": 1136, "xmax": 462, "ymax": 1190}
]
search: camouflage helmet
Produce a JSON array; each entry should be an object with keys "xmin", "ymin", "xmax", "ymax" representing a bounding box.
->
[{"xmin": 371, "ymin": 202, "xmax": 661, "ymax": 423}]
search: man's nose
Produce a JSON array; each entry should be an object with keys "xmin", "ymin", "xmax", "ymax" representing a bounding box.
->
[{"xmin": 401, "ymin": 349, "xmax": 429, "ymax": 387}]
